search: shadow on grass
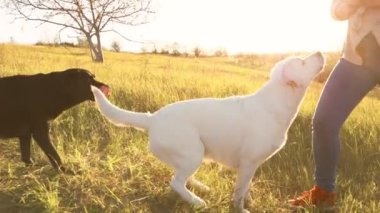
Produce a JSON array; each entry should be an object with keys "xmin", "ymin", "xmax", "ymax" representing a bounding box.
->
[
  {"xmin": 147, "ymin": 191, "xmax": 186, "ymax": 213},
  {"xmin": 146, "ymin": 189, "xmax": 215, "ymax": 213},
  {"xmin": 0, "ymin": 191, "xmax": 44, "ymax": 213}
]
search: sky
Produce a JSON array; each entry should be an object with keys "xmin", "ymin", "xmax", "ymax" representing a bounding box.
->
[{"xmin": 0, "ymin": 0, "xmax": 348, "ymax": 54}]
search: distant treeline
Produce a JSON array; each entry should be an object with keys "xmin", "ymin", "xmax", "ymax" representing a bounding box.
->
[
  {"xmin": 35, "ymin": 41, "xmax": 87, "ymax": 48},
  {"xmin": 32, "ymin": 41, "xmax": 341, "ymax": 83}
]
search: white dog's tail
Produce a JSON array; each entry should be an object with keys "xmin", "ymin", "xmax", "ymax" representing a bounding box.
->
[{"xmin": 91, "ymin": 86, "xmax": 151, "ymax": 130}]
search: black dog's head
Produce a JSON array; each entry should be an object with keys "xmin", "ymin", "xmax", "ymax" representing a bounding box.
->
[{"xmin": 59, "ymin": 68, "xmax": 110, "ymax": 102}]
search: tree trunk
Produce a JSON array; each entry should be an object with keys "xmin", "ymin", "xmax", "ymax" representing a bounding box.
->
[
  {"xmin": 86, "ymin": 33, "xmax": 104, "ymax": 63},
  {"xmin": 94, "ymin": 31, "xmax": 104, "ymax": 63},
  {"xmin": 92, "ymin": 47, "xmax": 104, "ymax": 63}
]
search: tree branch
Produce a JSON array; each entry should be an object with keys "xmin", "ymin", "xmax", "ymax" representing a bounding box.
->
[{"xmin": 5, "ymin": 0, "xmax": 155, "ymax": 63}]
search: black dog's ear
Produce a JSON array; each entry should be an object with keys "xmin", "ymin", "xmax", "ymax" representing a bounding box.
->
[
  {"xmin": 86, "ymin": 70, "xmax": 96, "ymax": 78},
  {"xmin": 64, "ymin": 68, "xmax": 81, "ymax": 73},
  {"xmin": 58, "ymin": 71, "xmax": 79, "ymax": 95},
  {"xmin": 65, "ymin": 68, "xmax": 94, "ymax": 78}
]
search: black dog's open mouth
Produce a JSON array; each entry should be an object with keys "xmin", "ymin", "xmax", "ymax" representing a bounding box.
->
[
  {"xmin": 92, "ymin": 81, "xmax": 110, "ymax": 97},
  {"xmin": 99, "ymin": 85, "xmax": 110, "ymax": 96}
]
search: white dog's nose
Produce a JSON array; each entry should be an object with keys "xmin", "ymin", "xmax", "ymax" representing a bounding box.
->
[
  {"xmin": 313, "ymin": 51, "xmax": 322, "ymax": 58},
  {"xmin": 307, "ymin": 51, "xmax": 324, "ymax": 62},
  {"xmin": 303, "ymin": 51, "xmax": 325, "ymax": 73},
  {"xmin": 305, "ymin": 51, "xmax": 323, "ymax": 60},
  {"xmin": 312, "ymin": 52, "xmax": 325, "ymax": 71}
]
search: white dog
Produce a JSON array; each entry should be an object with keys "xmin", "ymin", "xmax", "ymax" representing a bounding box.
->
[{"xmin": 91, "ymin": 52, "xmax": 324, "ymax": 212}]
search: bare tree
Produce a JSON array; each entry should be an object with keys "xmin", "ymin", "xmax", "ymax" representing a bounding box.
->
[
  {"xmin": 5, "ymin": 0, "xmax": 154, "ymax": 62},
  {"xmin": 111, "ymin": 40, "xmax": 121, "ymax": 52},
  {"xmin": 193, "ymin": 46, "xmax": 202, "ymax": 58}
]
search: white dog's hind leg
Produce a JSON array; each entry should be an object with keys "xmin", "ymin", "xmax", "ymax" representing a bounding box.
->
[
  {"xmin": 168, "ymin": 138, "xmax": 206, "ymax": 207},
  {"xmin": 171, "ymin": 172, "xmax": 206, "ymax": 207},
  {"xmin": 188, "ymin": 178, "xmax": 210, "ymax": 192},
  {"xmin": 233, "ymin": 163, "xmax": 259, "ymax": 213},
  {"xmin": 150, "ymin": 129, "xmax": 206, "ymax": 207},
  {"xmin": 170, "ymin": 148, "xmax": 206, "ymax": 207}
]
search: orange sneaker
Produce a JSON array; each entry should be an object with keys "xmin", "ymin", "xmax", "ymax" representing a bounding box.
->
[{"xmin": 289, "ymin": 186, "xmax": 336, "ymax": 208}]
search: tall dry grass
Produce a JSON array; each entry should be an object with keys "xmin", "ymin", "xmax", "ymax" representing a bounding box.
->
[{"xmin": 0, "ymin": 44, "xmax": 379, "ymax": 212}]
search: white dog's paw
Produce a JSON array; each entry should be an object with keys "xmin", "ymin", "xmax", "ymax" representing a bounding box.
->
[
  {"xmin": 192, "ymin": 196, "xmax": 207, "ymax": 208},
  {"xmin": 233, "ymin": 197, "xmax": 250, "ymax": 213},
  {"xmin": 245, "ymin": 193, "xmax": 253, "ymax": 203},
  {"xmin": 199, "ymin": 185, "xmax": 211, "ymax": 192},
  {"xmin": 188, "ymin": 178, "xmax": 211, "ymax": 192}
]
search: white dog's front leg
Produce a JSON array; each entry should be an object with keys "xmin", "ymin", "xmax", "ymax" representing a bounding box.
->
[{"xmin": 233, "ymin": 164, "xmax": 259, "ymax": 213}]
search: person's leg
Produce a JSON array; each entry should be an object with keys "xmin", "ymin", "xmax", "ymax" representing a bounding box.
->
[
  {"xmin": 290, "ymin": 33, "xmax": 380, "ymax": 207},
  {"xmin": 312, "ymin": 58, "xmax": 378, "ymax": 192}
]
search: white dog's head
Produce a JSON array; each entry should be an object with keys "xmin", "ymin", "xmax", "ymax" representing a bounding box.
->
[{"xmin": 270, "ymin": 52, "xmax": 325, "ymax": 89}]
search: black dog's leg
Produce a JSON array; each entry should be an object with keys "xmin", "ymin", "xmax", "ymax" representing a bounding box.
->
[
  {"xmin": 31, "ymin": 121, "xmax": 64, "ymax": 171},
  {"xmin": 19, "ymin": 134, "xmax": 33, "ymax": 165}
]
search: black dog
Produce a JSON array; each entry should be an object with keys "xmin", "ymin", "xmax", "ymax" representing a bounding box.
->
[{"xmin": 0, "ymin": 68, "xmax": 109, "ymax": 172}]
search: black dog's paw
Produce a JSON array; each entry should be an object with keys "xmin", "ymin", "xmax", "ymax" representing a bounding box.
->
[
  {"xmin": 23, "ymin": 159, "xmax": 34, "ymax": 166},
  {"xmin": 58, "ymin": 166, "xmax": 76, "ymax": 175}
]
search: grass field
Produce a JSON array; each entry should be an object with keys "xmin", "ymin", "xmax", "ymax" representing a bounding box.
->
[{"xmin": 0, "ymin": 44, "xmax": 379, "ymax": 212}]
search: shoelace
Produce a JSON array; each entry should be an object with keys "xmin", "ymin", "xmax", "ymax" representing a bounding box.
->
[{"xmin": 296, "ymin": 190, "xmax": 314, "ymax": 202}]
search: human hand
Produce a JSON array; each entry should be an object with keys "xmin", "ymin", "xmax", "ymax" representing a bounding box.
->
[
  {"xmin": 346, "ymin": 0, "xmax": 361, "ymax": 7},
  {"xmin": 333, "ymin": 1, "xmax": 360, "ymax": 20},
  {"xmin": 359, "ymin": 0, "xmax": 380, "ymax": 7}
]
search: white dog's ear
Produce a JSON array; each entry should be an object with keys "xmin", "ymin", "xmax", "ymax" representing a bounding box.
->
[{"xmin": 282, "ymin": 66, "xmax": 300, "ymax": 89}]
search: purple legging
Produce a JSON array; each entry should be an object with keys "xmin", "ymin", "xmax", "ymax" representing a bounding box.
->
[{"xmin": 312, "ymin": 33, "xmax": 380, "ymax": 192}]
